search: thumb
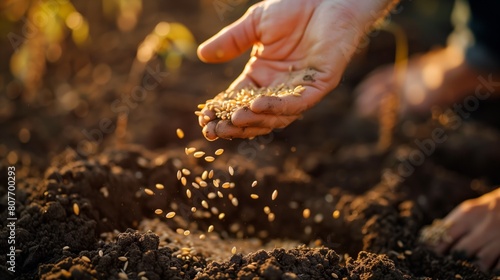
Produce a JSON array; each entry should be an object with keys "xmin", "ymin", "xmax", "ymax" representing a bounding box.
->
[{"xmin": 197, "ymin": 5, "xmax": 260, "ymax": 63}]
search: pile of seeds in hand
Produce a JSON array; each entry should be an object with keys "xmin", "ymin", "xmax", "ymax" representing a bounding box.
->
[{"xmin": 195, "ymin": 84, "xmax": 306, "ymax": 121}]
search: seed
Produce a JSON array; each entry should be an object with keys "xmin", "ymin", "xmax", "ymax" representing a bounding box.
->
[
  {"xmin": 123, "ymin": 261, "xmax": 128, "ymax": 271},
  {"xmin": 138, "ymin": 271, "xmax": 146, "ymax": 277},
  {"xmin": 314, "ymin": 213, "xmax": 324, "ymax": 223},
  {"xmin": 184, "ymin": 230, "xmax": 190, "ymax": 236},
  {"xmin": 271, "ymin": 190, "xmax": 278, "ymax": 200},
  {"xmin": 201, "ymin": 171, "xmax": 208, "ymax": 180},
  {"xmin": 332, "ymin": 210, "xmax": 340, "ymax": 219},
  {"xmin": 155, "ymin": 183, "xmax": 164, "ymax": 190},
  {"xmin": 331, "ymin": 272, "xmax": 339, "ymax": 279},
  {"xmin": 218, "ymin": 213, "xmax": 225, "ymax": 219},
  {"xmin": 191, "ymin": 207, "xmax": 197, "ymax": 212},
  {"xmin": 182, "ymin": 168, "xmax": 191, "ymax": 176},
  {"xmin": 193, "ymin": 151, "xmax": 205, "ymax": 158},
  {"xmin": 176, "ymin": 228, "xmax": 184, "ymax": 234},
  {"xmin": 268, "ymin": 213, "xmax": 275, "ymax": 222},
  {"xmin": 397, "ymin": 240, "xmax": 404, "ymax": 248},
  {"xmin": 263, "ymin": 206, "xmax": 271, "ymax": 214},
  {"xmin": 199, "ymin": 181, "xmax": 208, "ymax": 187},
  {"xmin": 176, "ymin": 128, "xmax": 184, "ymax": 139},
  {"xmin": 185, "ymin": 147, "xmax": 196, "ymax": 155},
  {"xmin": 231, "ymin": 246, "xmax": 237, "ymax": 254},
  {"xmin": 303, "ymin": 208, "xmax": 311, "ymax": 219},
  {"xmin": 186, "ymin": 189, "xmax": 192, "ymax": 198},
  {"xmin": 181, "ymin": 177, "xmax": 187, "ymax": 186},
  {"xmin": 73, "ymin": 203, "xmax": 80, "ymax": 216},
  {"xmin": 205, "ymin": 156, "xmax": 215, "ymax": 162},
  {"xmin": 98, "ymin": 250, "xmax": 103, "ymax": 257},
  {"xmin": 215, "ymin": 149, "xmax": 224, "ymax": 155},
  {"xmin": 222, "ymin": 182, "xmax": 230, "ymax": 189},
  {"xmin": 213, "ymin": 179, "xmax": 220, "ymax": 188},
  {"xmin": 211, "ymin": 207, "xmax": 219, "ymax": 215},
  {"xmin": 118, "ymin": 256, "xmax": 128, "ymax": 261},
  {"xmin": 192, "ymin": 182, "xmax": 200, "ymax": 189},
  {"xmin": 154, "ymin": 209, "xmax": 163, "ymax": 215},
  {"xmin": 208, "ymin": 225, "xmax": 214, "ymax": 232},
  {"xmin": 228, "ymin": 166, "xmax": 234, "ymax": 176},
  {"xmin": 251, "ymin": 180, "xmax": 257, "ymax": 187},
  {"xmin": 199, "ymin": 234, "xmax": 206, "ymax": 240},
  {"xmin": 118, "ymin": 272, "xmax": 128, "ymax": 279},
  {"xmin": 218, "ymin": 191, "xmax": 224, "ymax": 198},
  {"xmin": 231, "ymin": 197, "xmax": 239, "ymax": 206},
  {"xmin": 81, "ymin": 256, "xmax": 91, "ymax": 263},
  {"xmin": 63, "ymin": 246, "xmax": 70, "ymax": 250},
  {"xmin": 207, "ymin": 192, "xmax": 216, "ymax": 199},
  {"xmin": 201, "ymin": 200, "xmax": 209, "ymax": 209},
  {"xmin": 208, "ymin": 170, "xmax": 214, "ymax": 179},
  {"xmin": 404, "ymin": 250, "xmax": 412, "ymax": 255},
  {"xmin": 166, "ymin": 212, "xmax": 176, "ymax": 219},
  {"xmin": 250, "ymin": 194, "xmax": 259, "ymax": 199},
  {"xmin": 177, "ymin": 170, "xmax": 182, "ymax": 180},
  {"xmin": 455, "ymin": 274, "xmax": 462, "ymax": 279},
  {"xmin": 203, "ymin": 115, "xmax": 211, "ymax": 121},
  {"xmin": 144, "ymin": 188, "xmax": 154, "ymax": 196}
]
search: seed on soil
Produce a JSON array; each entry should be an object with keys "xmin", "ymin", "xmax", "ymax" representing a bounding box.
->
[
  {"xmin": 397, "ymin": 240, "xmax": 404, "ymax": 248},
  {"xmin": 193, "ymin": 151, "xmax": 205, "ymax": 158},
  {"xmin": 250, "ymin": 194, "xmax": 259, "ymax": 199},
  {"xmin": 181, "ymin": 177, "xmax": 187, "ymax": 186},
  {"xmin": 332, "ymin": 210, "xmax": 340, "ymax": 219},
  {"xmin": 208, "ymin": 225, "xmax": 214, "ymax": 232},
  {"xmin": 303, "ymin": 208, "xmax": 311, "ymax": 219},
  {"xmin": 251, "ymin": 180, "xmax": 257, "ymax": 187},
  {"xmin": 218, "ymin": 213, "xmax": 225, "ymax": 219},
  {"xmin": 118, "ymin": 256, "xmax": 128, "ymax": 262},
  {"xmin": 272, "ymin": 190, "xmax": 278, "ymax": 200},
  {"xmin": 231, "ymin": 246, "xmax": 237, "ymax": 254},
  {"xmin": 186, "ymin": 189, "xmax": 192, "ymax": 198},
  {"xmin": 81, "ymin": 256, "xmax": 91, "ymax": 263},
  {"xmin": 166, "ymin": 212, "xmax": 176, "ymax": 219},
  {"xmin": 204, "ymin": 156, "xmax": 215, "ymax": 162},
  {"xmin": 154, "ymin": 209, "xmax": 163, "ymax": 215},
  {"xmin": 182, "ymin": 168, "xmax": 191, "ymax": 175},
  {"xmin": 201, "ymin": 200, "xmax": 209, "ymax": 209},
  {"xmin": 73, "ymin": 203, "xmax": 80, "ymax": 216},
  {"xmin": 63, "ymin": 246, "xmax": 70, "ymax": 250},
  {"xmin": 215, "ymin": 149, "xmax": 224, "ymax": 155},
  {"xmin": 98, "ymin": 250, "xmax": 103, "ymax": 257},
  {"xmin": 331, "ymin": 272, "xmax": 339, "ymax": 279},
  {"xmin": 201, "ymin": 170, "xmax": 208, "ymax": 180},
  {"xmin": 231, "ymin": 197, "xmax": 238, "ymax": 206},
  {"xmin": 268, "ymin": 213, "xmax": 275, "ymax": 222},
  {"xmin": 138, "ymin": 271, "xmax": 146, "ymax": 277},
  {"xmin": 155, "ymin": 183, "xmax": 164, "ymax": 190},
  {"xmin": 228, "ymin": 166, "xmax": 234, "ymax": 176},
  {"xmin": 144, "ymin": 188, "xmax": 154, "ymax": 196},
  {"xmin": 118, "ymin": 272, "xmax": 128, "ymax": 279},
  {"xmin": 123, "ymin": 260, "xmax": 128, "ymax": 271},
  {"xmin": 176, "ymin": 128, "xmax": 184, "ymax": 139}
]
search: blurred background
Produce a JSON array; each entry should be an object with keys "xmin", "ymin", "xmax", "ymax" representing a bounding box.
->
[{"xmin": 0, "ymin": 0, "xmax": 457, "ymax": 177}]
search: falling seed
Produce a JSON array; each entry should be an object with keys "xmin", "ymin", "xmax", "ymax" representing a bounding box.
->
[
  {"xmin": 231, "ymin": 246, "xmax": 237, "ymax": 254},
  {"xmin": 138, "ymin": 271, "xmax": 146, "ymax": 277},
  {"xmin": 166, "ymin": 212, "xmax": 176, "ymax": 219},
  {"xmin": 201, "ymin": 171, "xmax": 208, "ymax": 180},
  {"xmin": 251, "ymin": 181, "xmax": 257, "ymax": 187},
  {"xmin": 250, "ymin": 194, "xmax": 259, "ymax": 199},
  {"xmin": 154, "ymin": 209, "xmax": 163, "ymax": 215},
  {"xmin": 144, "ymin": 188, "xmax": 154, "ymax": 196},
  {"xmin": 268, "ymin": 213, "xmax": 275, "ymax": 222},
  {"xmin": 155, "ymin": 183, "xmax": 164, "ymax": 190},
  {"xmin": 231, "ymin": 197, "xmax": 238, "ymax": 206},
  {"xmin": 203, "ymin": 115, "xmax": 211, "ymax": 121},
  {"xmin": 63, "ymin": 246, "xmax": 70, "ymax": 250},
  {"xmin": 193, "ymin": 151, "xmax": 205, "ymax": 158},
  {"xmin": 118, "ymin": 256, "xmax": 128, "ymax": 262},
  {"xmin": 208, "ymin": 225, "xmax": 214, "ymax": 232},
  {"xmin": 199, "ymin": 181, "xmax": 208, "ymax": 187},
  {"xmin": 213, "ymin": 180, "xmax": 220, "ymax": 188},
  {"xmin": 205, "ymin": 156, "xmax": 215, "ymax": 162},
  {"xmin": 182, "ymin": 168, "xmax": 191, "ymax": 176},
  {"xmin": 181, "ymin": 177, "xmax": 187, "ymax": 186},
  {"xmin": 215, "ymin": 149, "xmax": 224, "ymax": 155},
  {"xmin": 192, "ymin": 182, "xmax": 200, "ymax": 189},
  {"xmin": 186, "ymin": 189, "xmax": 192, "ymax": 198},
  {"xmin": 177, "ymin": 170, "xmax": 182, "ymax": 180},
  {"xmin": 228, "ymin": 166, "xmax": 234, "ymax": 176},
  {"xmin": 118, "ymin": 272, "xmax": 128, "ymax": 279},
  {"xmin": 123, "ymin": 261, "xmax": 128, "ymax": 271},
  {"xmin": 208, "ymin": 170, "xmax": 214, "ymax": 179},
  {"xmin": 199, "ymin": 234, "xmax": 206, "ymax": 240},
  {"xmin": 314, "ymin": 213, "xmax": 324, "ymax": 223},
  {"xmin": 81, "ymin": 256, "xmax": 91, "ymax": 263},
  {"xmin": 222, "ymin": 182, "xmax": 231, "ymax": 189},
  {"xmin": 207, "ymin": 192, "xmax": 216, "ymax": 199},
  {"xmin": 201, "ymin": 200, "xmax": 209, "ymax": 209},
  {"xmin": 176, "ymin": 228, "xmax": 184, "ymax": 235},
  {"xmin": 404, "ymin": 250, "xmax": 412, "ymax": 255},
  {"xmin": 191, "ymin": 207, "xmax": 197, "ymax": 212},
  {"xmin": 271, "ymin": 190, "xmax": 278, "ymax": 201},
  {"xmin": 98, "ymin": 250, "xmax": 103, "ymax": 257},
  {"xmin": 218, "ymin": 213, "xmax": 225, "ymax": 219},
  {"xmin": 332, "ymin": 210, "xmax": 340, "ymax": 219},
  {"xmin": 211, "ymin": 207, "xmax": 219, "ymax": 215},
  {"xmin": 303, "ymin": 208, "xmax": 311, "ymax": 219},
  {"xmin": 184, "ymin": 230, "xmax": 191, "ymax": 236},
  {"xmin": 186, "ymin": 147, "xmax": 196, "ymax": 155},
  {"xmin": 397, "ymin": 240, "xmax": 404, "ymax": 248},
  {"xmin": 73, "ymin": 203, "xmax": 80, "ymax": 216},
  {"xmin": 331, "ymin": 272, "xmax": 339, "ymax": 279},
  {"xmin": 218, "ymin": 191, "xmax": 224, "ymax": 198},
  {"xmin": 263, "ymin": 206, "xmax": 271, "ymax": 214},
  {"xmin": 176, "ymin": 128, "xmax": 185, "ymax": 139}
]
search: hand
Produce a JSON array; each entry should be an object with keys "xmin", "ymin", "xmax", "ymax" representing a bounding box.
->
[
  {"xmin": 198, "ymin": 0, "xmax": 397, "ymax": 140},
  {"xmin": 434, "ymin": 188, "xmax": 500, "ymax": 271}
]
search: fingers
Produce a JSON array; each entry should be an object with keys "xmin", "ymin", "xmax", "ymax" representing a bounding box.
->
[
  {"xmin": 197, "ymin": 5, "xmax": 260, "ymax": 63},
  {"xmin": 250, "ymin": 86, "xmax": 324, "ymax": 115},
  {"xmin": 231, "ymin": 107, "xmax": 299, "ymax": 128},
  {"xmin": 202, "ymin": 120, "xmax": 272, "ymax": 140},
  {"xmin": 475, "ymin": 239, "xmax": 500, "ymax": 271},
  {"xmin": 198, "ymin": 108, "xmax": 216, "ymax": 127}
]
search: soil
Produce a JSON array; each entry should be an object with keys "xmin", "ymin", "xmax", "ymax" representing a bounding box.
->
[{"xmin": 1, "ymin": 1, "xmax": 500, "ymax": 280}]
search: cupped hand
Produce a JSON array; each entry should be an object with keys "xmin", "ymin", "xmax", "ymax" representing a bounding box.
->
[
  {"xmin": 197, "ymin": 0, "xmax": 377, "ymax": 140},
  {"xmin": 434, "ymin": 188, "xmax": 500, "ymax": 271}
]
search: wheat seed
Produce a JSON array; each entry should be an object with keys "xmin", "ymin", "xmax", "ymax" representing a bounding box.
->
[
  {"xmin": 205, "ymin": 156, "xmax": 215, "ymax": 162},
  {"xmin": 98, "ymin": 250, "xmax": 103, "ymax": 257},
  {"xmin": 268, "ymin": 213, "xmax": 275, "ymax": 222},
  {"xmin": 144, "ymin": 188, "xmax": 154, "ymax": 196},
  {"xmin": 332, "ymin": 210, "xmax": 340, "ymax": 219},
  {"xmin": 213, "ymin": 179, "xmax": 220, "ymax": 188},
  {"xmin": 303, "ymin": 208, "xmax": 311, "ymax": 219},
  {"xmin": 218, "ymin": 213, "xmax": 225, "ymax": 219},
  {"xmin": 184, "ymin": 230, "xmax": 190, "ymax": 236},
  {"xmin": 208, "ymin": 225, "xmax": 214, "ymax": 232},
  {"xmin": 208, "ymin": 170, "xmax": 214, "ymax": 179},
  {"xmin": 118, "ymin": 256, "xmax": 128, "ymax": 262},
  {"xmin": 63, "ymin": 246, "xmax": 70, "ymax": 250},
  {"xmin": 263, "ymin": 206, "xmax": 271, "ymax": 214},
  {"xmin": 231, "ymin": 246, "xmax": 237, "ymax": 254},
  {"xmin": 138, "ymin": 271, "xmax": 146, "ymax": 277},
  {"xmin": 118, "ymin": 272, "xmax": 128, "ymax": 279},
  {"xmin": 218, "ymin": 191, "xmax": 224, "ymax": 198},
  {"xmin": 176, "ymin": 128, "xmax": 184, "ymax": 139},
  {"xmin": 154, "ymin": 209, "xmax": 163, "ymax": 215},
  {"xmin": 271, "ymin": 190, "xmax": 278, "ymax": 200},
  {"xmin": 186, "ymin": 189, "xmax": 192, "ymax": 198},
  {"xmin": 185, "ymin": 147, "xmax": 196, "ymax": 155},
  {"xmin": 201, "ymin": 200, "xmax": 209, "ymax": 209},
  {"xmin": 250, "ymin": 194, "xmax": 259, "ymax": 199},
  {"xmin": 201, "ymin": 170, "xmax": 208, "ymax": 180},
  {"xmin": 73, "ymin": 203, "xmax": 80, "ymax": 216},
  {"xmin": 211, "ymin": 207, "xmax": 219, "ymax": 215},
  {"xmin": 222, "ymin": 182, "xmax": 230, "ymax": 189},
  {"xmin": 228, "ymin": 166, "xmax": 234, "ymax": 176},
  {"xmin": 251, "ymin": 181, "xmax": 257, "ymax": 187},
  {"xmin": 123, "ymin": 260, "xmax": 128, "ymax": 271},
  {"xmin": 193, "ymin": 151, "xmax": 205, "ymax": 158},
  {"xmin": 192, "ymin": 182, "xmax": 200, "ymax": 189},
  {"xmin": 231, "ymin": 197, "xmax": 238, "ymax": 206},
  {"xmin": 215, "ymin": 149, "xmax": 224, "ymax": 155},
  {"xmin": 177, "ymin": 170, "xmax": 182, "ymax": 180},
  {"xmin": 191, "ymin": 207, "xmax": 197, "ymax": 212},
  {"xmin": 199, "ymin": 234, "xmax": 206, "ymax": 240},
  {"xmin": 155, "ymin": 183, "xmax": 164, "ymax": 190},
  {"xmin": 166, "ymin": 212, "xmax": 176, "ymax": 219},
  {"xmin": 182, "ymin": 168, "xmax": 191, "ymax": 176},
  {"xmin": 181, "ymin": 177, "xmax": 187, "ymax": 186},
  {"xmin": 199, "ymin": 181, "xmax": 208, "ymax": 187},
  {"xmin": 207, "ymin": 192, "xmax": 216, "ymax": 199},
  {"xmin": 81, "ymin": 256, "xmax": 91, "ymax": 263}
]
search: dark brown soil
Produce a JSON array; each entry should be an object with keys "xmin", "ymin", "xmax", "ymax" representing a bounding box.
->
[{"xmin": 1, "ymin": 1, "xmax": 500, "ymax": 279}]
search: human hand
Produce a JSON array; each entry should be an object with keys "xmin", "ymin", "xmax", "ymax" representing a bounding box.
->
[
  {"xmin": 198, "ymin": 0, "xmax": 398, "ymax": 140},
  {"xmin": 434, "ymin": 188, "xmax": 500, "ymax": 271}
]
